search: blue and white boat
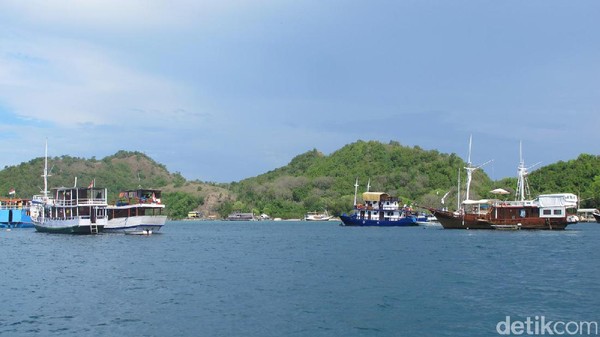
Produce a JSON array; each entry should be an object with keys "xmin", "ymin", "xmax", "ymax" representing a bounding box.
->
[
  {"xmin": 341, "ymin": 179, "xmax": 417, "ymax": 227},
  {"xmin": 0, "ymin": 198, "xmax": 33, "ymax": 228},
  {"xmin": 415, "ymin": 212, "xmax": 439, "ymax": 225},
  {"xmin": 105, "ymin": 189, "xmax": 166, "ymax": 234}
]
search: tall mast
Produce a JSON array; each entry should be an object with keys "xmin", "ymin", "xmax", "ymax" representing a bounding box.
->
[
  {"xmin": 515, "ymin": 141, "xmax": 540, "ymax": 201},
  {"xmin": 43, "ymin": 139, "xmax": 49, "ymax": 198},
  {"xmin": 353, "ymin": 178, "xmax": 359, "ymax": 206},
  {"xmin": 516, "ymin": 141, "xmax": 526, "ymax": 201},
  {"xmin": 464, "ymin": 135, "xmax": 492, "ymax": 201},
  {"xmin": 457, "ymin": 168, "xmax": 461, "ymax": 211},
  {"xmin": 464, "ymin": 135, "xmax": 474, "ymax": 201}
]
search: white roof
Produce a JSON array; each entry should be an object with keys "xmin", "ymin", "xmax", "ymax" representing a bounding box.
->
[{"xmin": 537, "ymin": 193, "xmax": 577, "ymax": 207}]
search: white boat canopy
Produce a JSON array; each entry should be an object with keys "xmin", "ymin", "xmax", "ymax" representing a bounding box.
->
[{"xmin": 490, "ymin": 188, "xmax": 510, "ymax": 195}]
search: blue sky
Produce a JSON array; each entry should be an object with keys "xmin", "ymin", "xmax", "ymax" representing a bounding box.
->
[{"xmin": 0, "ymin": 1, "xmax": 598, "ymax": 183}]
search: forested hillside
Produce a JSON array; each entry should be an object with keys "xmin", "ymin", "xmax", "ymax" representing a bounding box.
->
[
  {"xmin": 0, "ymin": 151, "xmax": 216, "ymax": 219},
  {"xmin": 0, "ymin": 143, "xmax": 598, "ymax": 220},
  {"xmin": 225, "ymin": 140, "xmax": 493, "ymax": 219}
]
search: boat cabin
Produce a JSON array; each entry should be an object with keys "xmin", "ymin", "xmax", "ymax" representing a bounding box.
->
[
  {"xmin": 358, "ymin": 192, "xmax": 399, "ymax": 210},
  {"xmin": 355, "ymin": 192, "xmax": 408, "ymax": 221},
  {"xmin": 49, "ymin": 186, "xmax": 108, "ymax": 221},
  {"xmin": 536, "ymin": 193, "xmax": 578, "ymax": 218},
  {"xmin": 462, "ymin": 193, "xmax": 578, "ymax": 221},
  {"xmin": 462, "ymin": 199, "xmax": 496, "ymax": 216},
  {"xmin": 117, "ymin": 189, "xmax": 162, "ymax": 205},
  {"xmin": 577, "ymin": 208, "xmax": 597, "ymax": 222},
  {"xmin": 53, "ymin": 187, "xmax": 107, "ymax": 206}
]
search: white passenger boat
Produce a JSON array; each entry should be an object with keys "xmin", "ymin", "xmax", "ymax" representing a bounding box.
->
[
  {"xmin": 105, "ymin": 189, "xmax": 167, "ymax": 234},
  {"xmin": 31, "ymin": 142, "xmax": 108, "ymax": 234}
]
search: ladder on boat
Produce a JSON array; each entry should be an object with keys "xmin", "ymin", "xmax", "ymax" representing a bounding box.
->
[{"xmin": 90, "ymin": 223, "xmax": 99, "ymax": 234}]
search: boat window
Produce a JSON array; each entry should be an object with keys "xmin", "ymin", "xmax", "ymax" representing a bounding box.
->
[
  {"xmin": 543, "ymin": 209, "xmax": 552, "ymax": 215},
  {"xmin": 519, "ymin": 209, "xmax": 526, "ymax": 218},
  {"xmin": 554, "ymin": 209, "xmax": 562, "ymax": 215}
]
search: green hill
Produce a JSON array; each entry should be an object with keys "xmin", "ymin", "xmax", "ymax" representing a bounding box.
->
[
  {"xmin": 0, "ymin": 151, "xmax": 230, "ymax": 219},
  {"xmin": 227, "ymin": 141, "xmax": 600, "ymax": 219},
  {"xmin": 0, "ymin": 142, "xmax": 598, "ymax": 220},
  {"xmin": 227, "ymin": 140, "xmax": 493, "ymax": 219}
]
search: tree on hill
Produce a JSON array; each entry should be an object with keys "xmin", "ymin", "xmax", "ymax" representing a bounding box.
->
[{"xmin": 527, "ymin": 154, "xmax": 600, "ymax": 207}]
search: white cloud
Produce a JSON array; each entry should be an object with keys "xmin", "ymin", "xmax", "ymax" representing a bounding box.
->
[
  {"xmin": 0, "ymin": 0, "xmax": 268, "ymax": 33},
  {"xmin": 1, "ymin": 32, "xmax": 208, "ymax": 128},
  {"xmin": 0, "ymin": 0, "xmax": 281, "ymax": 130}
]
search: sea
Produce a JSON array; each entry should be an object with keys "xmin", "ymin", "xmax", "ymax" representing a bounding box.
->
[{"xmin": 1, "ymin": 221, "xmax": 599, "ymax": 337}]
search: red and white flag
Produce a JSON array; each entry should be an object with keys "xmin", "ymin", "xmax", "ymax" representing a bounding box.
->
[
  {"xmin": 88, "ymin": 180, "xmax": 94, "ymax": 188},
  {"xmin": 8, "ymin": 188, "xmax": 15, "ymax": 195}
]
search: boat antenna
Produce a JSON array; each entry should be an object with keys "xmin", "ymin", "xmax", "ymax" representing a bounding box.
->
[
  {"xmin": 353, "ymin": 178, "xmax": 359, "ymax": 206},
  {"xmin": 515, "ymin": 141, "xmax": 541, "ymax": 201},
  {"xmin": 366, "ymin": 178, "xmax": 371, "ymax": 192},
  {"xmin": 464, "ymin": 135, "xmax": 493, "ymax": 201}
]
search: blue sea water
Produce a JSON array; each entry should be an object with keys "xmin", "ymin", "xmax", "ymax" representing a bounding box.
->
[{"xmin": 0, "ymin": 221, "xmax": 599, "ymax": 337}]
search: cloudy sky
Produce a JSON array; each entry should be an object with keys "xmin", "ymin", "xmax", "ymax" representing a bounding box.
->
[{"xmin": 0, "ymin": 1, "xmax": 598, "ymax": 183}]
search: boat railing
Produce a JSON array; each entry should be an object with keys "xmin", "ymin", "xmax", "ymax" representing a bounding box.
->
[
  {"xmin": 54, "ymin": 198, "xmax": 108, "ymax": 207},
  {"xmin": 356, "ymin": 205, "xmax": 375, "ymax": 211},
  {"xmin": 0, "ymin": 204, "xmax": 27, "ymax": 210},
  {"xmin": 493, "ymin": 200, "xmax": 537, "ymax": 207},
  {"xmin": 117, "ymin": 197, "xmax": 162, "ymax": 205}
]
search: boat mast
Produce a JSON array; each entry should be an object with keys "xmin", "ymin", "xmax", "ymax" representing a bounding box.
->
[
  {"xmin": 42, "ymin": 139, "xmax": 49, "ymax": 199},
  {"xmin": 353, "ymin": 178, "xmax": 359, "ymax": 206},
  {"xmin": 464, "ymin": 136, "xmax": 474, "ymax": 201},
  {"xmin": 464, "ymin": 135, "xmax": 492, "ymax": 201},
  {"xmin": 457, "ymin": 168, "xmax": 461, "ymax": 211},
  {"xmin": 515, "ymin": 141, "xmax": 540, "ymax": 202}
]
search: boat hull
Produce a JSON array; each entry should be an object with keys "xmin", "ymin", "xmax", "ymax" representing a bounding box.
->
[
  {"xmin": 593, "ymin": 212, "xmax": 600, "ymax": 223},
  {"xmin": 305, "ymin": 216, "xmax": 333, "ymax": 221},
  {"xmin": 340, "ymin": 214, "xmax": 418, "ymax": 227},
  {"xmin": 104, "ymin": 215, "xmax": 167, "ymax": 233},
  {"xmin": 0, "ymin": 209, "xmax": 34, "ymax": 228},
  {"xmin": 429, "ymin": 208, "xmax": 571, "ymax": 230},
  {"xmin": 34, "ymin": 224, "xmax": 105, "ymax": 234},
  {"xmin": 33, "ymin": 218, "xmax": 106, "ymax": 234},
  {"xmin": 429, "ymin": 210, "xmax": 495, "ymax": 229}
]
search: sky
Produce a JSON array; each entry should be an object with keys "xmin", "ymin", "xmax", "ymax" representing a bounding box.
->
[{"xmin": 0, "ymin": 1, "xmax": 598, "ymax": 183}]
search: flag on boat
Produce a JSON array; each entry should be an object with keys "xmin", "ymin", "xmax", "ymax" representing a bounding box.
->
[
  {"xmin": 88, "ymin": 179, "xmax": 95, "ymax": 188},
  {"xmin": 152, "ymin": 192, "xmax": 157, "ymax": 203},
  {"xmin": 9, "ymin": 188, "xmax": 15, "ymax": 195}
]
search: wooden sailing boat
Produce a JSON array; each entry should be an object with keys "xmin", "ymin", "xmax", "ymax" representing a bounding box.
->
[{"xmin": 427, "ymin": 139, "xmax": 578, "ymax": 230}]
